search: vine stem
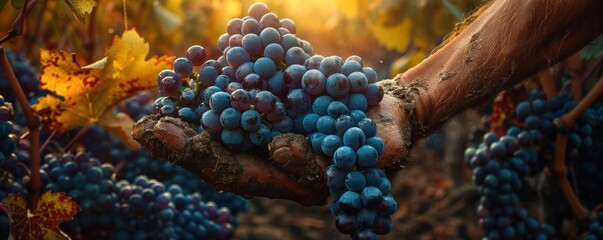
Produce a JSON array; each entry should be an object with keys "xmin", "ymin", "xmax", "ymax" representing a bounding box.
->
[
  {"xmin": 551, "ymin": 74, "xmax": 603, "ymax": 223},
  {"xmin": 0, "ymin": 0, "xmax": 39, "ymax": 45},
  {"xmin": 538, "ymin": 70, "xmax": 557, "ymax": 100},
  {"xmin": 0, "ymin": 47, "xmax": 41, "ymax": 211}
]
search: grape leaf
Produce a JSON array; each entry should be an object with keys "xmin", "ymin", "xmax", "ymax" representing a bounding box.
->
[
  {"xmin": 1, "ymin": 191, "xmax": 80, "ymax": 240},
  {"xmin": 580, "ymin": 34, "xmax": 603, "ymax": 60},
  {"xmin": 63, "ymin": 0, "xmax": 96, "ymax": 23},
  {"xmin": 33, "ymin": 29, "xmax": 175, "ymax": 149}
]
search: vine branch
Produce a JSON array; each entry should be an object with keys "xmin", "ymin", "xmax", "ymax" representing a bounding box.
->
[
  {"xmin": 0, "ymin": 46, "xmax": 41, "ymax": 210},
  {"xmin": 0, "ymin": 0, "xmax": 39, "ymax": 45}
]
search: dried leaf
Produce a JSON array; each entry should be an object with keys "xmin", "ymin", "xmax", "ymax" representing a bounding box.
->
[
  {"xmin": 62, "ymin": 0, "xmax": 96, "ymax": 23},
  {"xmin": 1, "ymin": 191, "xmax": 80, "ymax": 240},
  {"xmin": 33, "ymin": 29, "xmax": 174, "ymax": 149}
]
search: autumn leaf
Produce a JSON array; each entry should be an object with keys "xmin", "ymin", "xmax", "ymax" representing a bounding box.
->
[
  {"xmin": 33, "ymin": 29, "xmax": 175, "ymax": 149},
  {"xmin": 63, "ymin": 0, "xmax": 96, "ymax": 23},
  {"xmin": 1, "ymin": 191, "xmax": 80, "ymax": 240}
]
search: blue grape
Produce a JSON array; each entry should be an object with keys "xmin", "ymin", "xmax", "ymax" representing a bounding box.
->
[
  {"xmin": 302, "ymin": 113, "xmax": 321, "ymax": 132},
  {"xmin": 225, "ymin": 47, "xmax": 251, "ymax": 68},
  {"xmin": 364, "ymin": 83, "xmax": 384, "ymax": 106},
  {"xmin": 264, "ymin": 43, "xmax": 285, "ymax": 63},
  {"xmin": 345, "ymin": 171, "xmax": 366, "ymax": 192},
  {"xmin": 254, "ymin": 57, "xmax": 277, "ymax": 79},
  {"xmin": 198, "ymin": 66, "xmax": 219, "ymax": 87},
  {"xmin": 302, "ymin": 69, "xmax": 327, "ymax": 96},
  {"xmin": 173, "ymin": 57, "xmax": 193, "ymax": 78},
  {"xmin": 209, "ymin": 92, "xmax": 231, "ymax": 114},
  {"xmin": 348, "ymin": 72, "xmax": 368, "ymax": 93},
  {"xmin": 326, "ymin": 73, "xmax": 350, "ymax": 98},
  {"xmin": 240, "ymin": 110, "xmax": 262, "ymax": 131},
  {"xmin": 357, "ymin": 118, "xmax": 377, "ymax": 138},
  {"xmin": 265, "ymin": 101, "xmax": 287, "ymax": 122},
  {"xmin": 365, "ymin": 137, "xmax": 384, "ymax": 155},
  {"xmin": 281, "ymin": 34, "xmax": 300, "ymax": 52},
  {"xmin": 339, "ymin": 191, "xmax": 362, "ymax": 213},
  {"xmin": 260, "ymin": 27, "xmax": 281, "ymax": 47},
  {"xmin": 285, "ymin": 89, "xmax": 312, "ymax": 114},
  {"xmin": 241, "ymin": 18, "xmax": 262, "ymax": 35},
  {"xmin": 201, "ymin": 110, "xmax": 223, "ymax": 133},
  {"xmin": 356, "ymin": 145, "xmax": 378, "ymax": 168},
  {"xmin": 320, "ymin": 56, "xmax": 343, "ymax": 77},
  {"xmin": 333, "ymin": 146, "xmax": 356, "ymax": 169},
  {"xmin": 254, "ymin": 91, "xmax": 276, "ymax": 113},
  {"xmin": 327, "ymin": 101, "xmax": 350, "ymax": 118},
  {"xmin": 178, "ymin": 107, "xmax": 196, "ymax": 123},
  {"xmin": 241, "ymin": 34, "xmax": 262, "ymax": 55},
  {"xmin": 249, "ymin": 124, "xmax": 272, "ymax": 146},
  {"xmin": 220, "ymin": 108, "xmax": 242, "ymax": 129},
  {"xmin": 362, "ymin": 67, "xmax": 377, "ymax": 83},
  {"xmin": 317, "ymin": 116, "xmax": 336, "ymax": 134},
  {"xmin": 285, "ymin": 47, "xmax": 306, "ymax": 65},
  {"xmin": 221, "ymin": 129, "xmax": 245, "ymax": 146}
]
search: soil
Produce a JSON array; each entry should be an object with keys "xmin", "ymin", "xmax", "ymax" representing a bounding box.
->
[{"xmin": 234, "ymin": 141, "xmax": 483, "ymax": 240}]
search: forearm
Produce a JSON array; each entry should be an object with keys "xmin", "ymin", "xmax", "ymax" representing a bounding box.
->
[{"xmin": 397, "ymin": 0, "xmax": 603, "ymax": 140}]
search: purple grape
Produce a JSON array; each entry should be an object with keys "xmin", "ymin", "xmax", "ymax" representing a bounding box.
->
[
  {"xmin": 241, "ymin": 110, "xmax": 262, "ymax": 131},
  {"xmin": 159, "ymin": 76, "xmax": 180, "ymax": 96},
  {"xmin": 364, "ymin": 83, "xmax": 383, "ymax": 106},
  {"xmin": 326, "ymin": 73, "xmax": 350, "ymax": 98},
  {"xmin": 225, "ymin": 47, "xmax": 251, "ymax": 68},
  {"xmin": 198, "ymin": 66, "xmax": 219, "ymax": 87},
  {"xmin": 265, "ymin": 101, "xmax": 287, "ymax": 122},
  {"xmin": 254, "ymin": 57, "xmax": 277, "ymax": 79},
  {"xmin": 260, "ymin": 13, "xmax": 279, "ymax": 29},
  {"xmin": 241, "ymin": 33, "xmax": 262, "ymax": 55},
  {"xmin": 302, "ymin": 69, "xmax": 327, "ymax": 95},
  {"xmin": 230, "ymin": 89, "xmax": 253, "ymax": 111},
  {"xmin": 157, "ymin": 69, "xmax": 178, "ymax": 85},
  {"xmin": 362, "ymin": 67, "xmax": 377, "ymax": 83},
  {"xmin": 217, "ymin": 33, "xmax": 230, "ymax": 52},
  {"xmin": 226, "ymin": 18, "xmax": 243, "ymax": 35},
  {"xmin": 259, "ymin": 27, "xmax": 281, "ymax": 47},
  {"xmin": 228, "ymin": 34, "xmax": 243, "ymax": 47},
  {"xmin": 320, "ymin": 56, "xmax": 343, "ymax": 77},
  {"xmin": 248, "ymin": 2, "xmax": 270, "ymax": 20},
  {"xmin": 285, "ymin": 89, "xmax": 312, "ymax": 114},
  {"xmin": 305, "ymin": 55, "xmax": 324, "ymax": 70},
  {"xmin": 284, "ymin": 64, "xmax": 307, "ymax": 89},
  {"xmin": 173, "ymin": 57, "xmax": 193, "ymax": 78},
  {"xmin": 285, "ymin": 47, "xmax": 306, "ymax": 65},
  {"xmin": 254, "ymin": 91, "xmax": 276, "ymax": 113},
  {"xmin": 235, "ymin": 62, "xmax": 255, "ymax": 82},
  {"xmin": 264, "ymin": 43, "xmax": 285, "ymax": 63},
  {"xmin": 186, "ymin": 45, "xmax": 207, "ymax": 66},
  {"xmin": 279, "ymin": 18, "xmax": 296, "ymax": 34},
  {"xmin": 243, "ymin": 73, "xmax": 262, "ymax": 89},
  {"xmin": 241, "ymin": 18, "xmax": 262, "ymax": 35},
  {"xmin": 281, "ymin": 34, "xmax": 300, "ymax": 52}
]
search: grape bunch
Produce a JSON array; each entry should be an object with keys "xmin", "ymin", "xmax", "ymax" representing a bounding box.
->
[
  {"xmin": 0, "ymin": 95, "xmax": 19, "ymax": 173},
  {"xmin": 0, "ymin": 50, "xmax": 42, "ymax": 104},
  {"xmin": 465, "ymin": 131, "xmax": 556, "ymax": 239},
  {"xmin": 152, "ymin": 2, "xmax": 392, "ymax": 238},
  {"xmin": 119, "ymin": 92, "xmax": 155, "ymax": 122}
]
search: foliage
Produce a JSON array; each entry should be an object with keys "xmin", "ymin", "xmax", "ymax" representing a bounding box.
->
[
  {"xmin": 63, "ymin": 0, "xmax": 96, "ymax": 23},
  {"xmin": 32, "ymin": 29, "xmax": 174, "ymax": 149},
  {"xmin": 1, "ymin": 191, "xmax": 80, "ymax": 240},
  {"xmin": 581, "ymin": 34, "xmax": 603, "ymax": 60}
]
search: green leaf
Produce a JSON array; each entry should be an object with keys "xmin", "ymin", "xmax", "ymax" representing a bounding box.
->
[
  {"xmin": 10, "ymin": 0, "xmax": 23, "ymax": 10},
  {"xmin": 62, "ymin": 0, "xmax": 96, "ymax": 24},
  {"xmin": 581, "ymin": 34, "xmax": 603, "ymax": 60}
]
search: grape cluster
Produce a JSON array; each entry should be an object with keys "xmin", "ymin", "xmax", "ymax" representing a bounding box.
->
[
  {"xmin": 119, "ymin": 92, "xmax": 155, "ymax": 122},
  {"xmin": 587, "ymin": 211, "xmax": 603, "ymax": 240},
  {"xmin": 465, "ymin": 131, "xmax": 556, "ymax": 239},
  {"xmin": 153, "ymin": 3, "xmax": 392, "ymax": 238},
  {"xmin": 120, "ymin": 154, "xmax": 249, "ymax": 215},
  {"xmin": 0, "ymin": 95, "xmax": 19, "ymax": 173},
  {"xmin": 0, "ymin": 50, "xmax": 42, "ymax": 104},
  {"xmin": 109, "ymin": 177, "xmax": 238, "ymax": 240}
]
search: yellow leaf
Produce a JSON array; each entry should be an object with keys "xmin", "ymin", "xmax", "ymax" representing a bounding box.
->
[
  {"xmin": 97, "ymin": 111, "xmax": 140, "ymax": 150},
  {"xmin": 370, "ymin": 17, "xmax": 412, "ymax": 52},
  {"xmin": 33, "ymin": 29, "xmax": 174, "ymax": 148},
  {"xmin": 63, "ymin": 0, "xmax": 96, "ymax": 24}
]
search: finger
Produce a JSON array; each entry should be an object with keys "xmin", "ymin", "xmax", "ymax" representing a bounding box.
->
[
  {"xmin": 268, "ymin": 133, "xmax": 328, "ymax": 186},
  {"xmin": 133, "ymin": 115, "xmax": 329, "ymax": 206}
]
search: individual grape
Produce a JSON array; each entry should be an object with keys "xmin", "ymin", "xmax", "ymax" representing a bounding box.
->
[
  {"xmin": 230, "ymin": 89, "xmax": 253, "ymax": 111},
  {"xmin": 260, "ymin": 12, "xmax": 279, "ymax": 29},
  {"xmin": 217, "ymin": 33, "xmax": 230, "ymax": 52},
  {"xmin": 348, "ymin": 72, "xmax": 368, "ymax": 93},
  {"xmin": 243, "ymin": 73, "xmax": 262, "ymax": 89},
  {"xmin": 173, "ymin": 57, "xmax": 193, "ymax": 78},
  {"xmin": 241, "ymin": 33, "xmax": 262, "ymax": 55},
  {"xmin": 284, "ymin": 64, "xmax": 307, "ymax": 89},
  {"xmin": 209, "ymin": 92, "xmax": 231, "ymax": 114},
  {"xmin": 157, "ymin": 69, "xmax": 178, "ymax": 85},
  {"xmin": 220, "ymin": 108, "xmax": 242, "ymax": 129},
  {"xmin": 300, "ymin": 40, "xmax": 314, "ymax": 56},
  {"xmin": 204, "ymin": 86, "xmax": 222, "ymax": 102},
  {"xmin": 228, "ymin": 34, "xmax": 244, "ymax": 47},
  {"xmin": 254, "ymin": 57, "xmax": 277, "ymax": 79},
  {"xmin": 302, "ymin": 69, "xmax": 327, "ymax": 96},
  {"xmin": 320, "ymin": 56, "xmax": 343, "ymax": 77},
  {"xmin": 249, "ymin": 124, "xmax": 272, "ymax": 146},
  {"xmin": 241, "ymin": 18, "xmax": 262, "ymax": 35},
  {"xmin": 302, "ymin": 113, "xmax": 321, "ymax": 132},
  {"xmin": 350, "ymin": 110, "xmax": 367, "ymax": 124},
  {"xmin": 226, "ymin": 47, "xmax": 251, "ymax": 68},
  {"xmin": 199, "ymin": 66, "xmax": 219, "ymax": 87},
  {"xmin": 254, "ymin": 91, "xmax": 277, "ymax": 113},
  {"xmin": 343, "ymin": 127, "xmax": 366, "ymax": 150},
  {"xmin": 279, "ymin": 18, "xmax": 296, "ymax": 34},
  {"xmin": 327, "ymin": 101, "xmax": 350, "ymax": 118},
  {"xmin": 265, "ymin": 101, "xmax": 287, "ymax": 122},
  {"xmin": 349, "ymin": 93, "xmax": 368, "ymax": 112},
  {"xmin": 264, "ymin": 43, "xmax": 285, "ymax": 63},
  {"xmin": 285, "ymin": 47, "xmax": 306, "ymax": 65},
  {"xmin": 203, "ymin": 59, "xmax": 223, "ymax": 73},
  {"xmin": 305, "ymin": 55, "xmax": 324, "ymax": 70},
  {"xmin": 326, "ymin": 73, "xmax": 350, "ymax": 98},
  {"xmin": 248, "ymin": 2, "xmax": 270, "ymax": 20},
  {"xmin": 345, "ymin": 171, "xmax": 366, "ymax": 192},
  {"xmin": 285, "ymin": 89, "xmax": 312, "ymax": 114},
  {"xmin": 356, "ymin": 146, "xmax": 378, "ymax": 167},
  {"xmin": 278, "ymin": 27, "xmax": 290, "ymax": 36},
  {"xmin": 336, "ymin": 213, "xmax": 359, "ymax": 234},
  {"xmin": 317, "ymin": 116, "xmax": 336, "ymax": 135},
  {"xmin": 214, "ymin": 75, "xmax": 231, "ymax": 91},
  {"xmin": 178, "ymin": 107, "xmax": 196, "ymax": 123},
  {"xmin": 186, "ymin": 45, "xmax": 208, "ymax": 67},
  {"xmin": 346, "ymin": 55, "xmax": 363, "ymax": 65},
  {"xmin": 362, "ymin": 67, "xmax": 378, "ymax": 83},
  {"xmin": 364, "ymin": 83, "xmax": 384, "ymax": 106},
  {"xmin": 341, "ymin": 60, "xmax": 363, "ymax": 76},
  {"xmin": 226, "ymin": 18, "xmax": 243, "ymax": 35},
  {"xmin": 365, "ymin": 137, "xmax": 384, "ymax": 155},
  {"xmin": 357, "ymin": 118, "xmax": 377, "ymax": 138},
  {"xmin": 159, "ymin": 76, "xmax": 181, "ymax": 97},
  {"xmin": 260, "ymin": 27, "xmax": 281, "ymax": 47},
  {"xmin": 322, "ymin": 135, "xmax": 344, "ymax": 158},
  {"xmin": 241, "ymin": 110, "xmax": 262, "ymax": 131}
]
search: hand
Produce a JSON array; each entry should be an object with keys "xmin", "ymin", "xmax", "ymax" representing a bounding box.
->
[{"xmin": 132, "ymin": 83, "xmax": 412, "ymax": 206}]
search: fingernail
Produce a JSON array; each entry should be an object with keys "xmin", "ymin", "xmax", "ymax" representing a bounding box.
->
[{"xmin": 272, "ymin": 147, "xmax": 293, "ymax": 164}]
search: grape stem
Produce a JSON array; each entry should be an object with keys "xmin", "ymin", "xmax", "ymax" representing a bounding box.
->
[
  {"xmin": 538, "ymin": 70, "xmax": 557, "ymax": 101},
  {"xmin": 0, "ymin": 47, "xmax": 42, "ymax": 211},
  {"xmin": 552, "ymin": 75, "xmax": 603, "ymax": 223},
  {"xmin": 0, "ymin": 0, "xmax": 39, "ymax": 45}
]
